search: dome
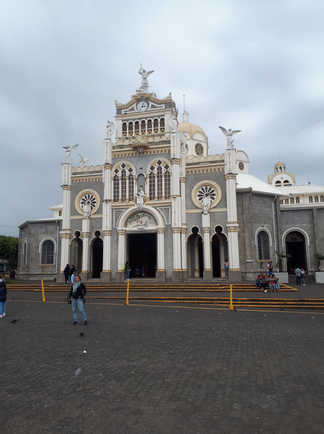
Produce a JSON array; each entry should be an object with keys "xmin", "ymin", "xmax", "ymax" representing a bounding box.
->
[{"xmin": 178, "ymin": 121, "xmax": 207, "ymax": 140}]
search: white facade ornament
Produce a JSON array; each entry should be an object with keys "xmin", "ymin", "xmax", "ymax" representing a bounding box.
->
[
  {"xmin": 62, "ymin": 144, "xmax": 79, "ymax": 163},
  {"xmin": 168, "ymin": 114, "xmax": 178, "ymax": 133},
  {"xmin": 137, "ymin": 65, "xmax": 154, "ymax": 93},
  {"xmin": 105, "ymin": 120, "xmax": 115, "ymax": 140},
  {"xmin": 202, "ymin": 195, "xmax": 212, "ymax": 214},
  {"xmin": 136, "ymin": 188, "xmax": 145, "ymax": 209},
  {"xmin": 78, "ymin": 154, "xmax": 89, "ymax": 168},
  {"xmin": 82, "ymin": 203, "xmax": 92, "ymax": 218},
  {"xmin": 219, "ymin": 126, "xmax": 242, "ymax": 149},
  {"xmin": 126, "ymin": 211, "xmax": 156, "ymax": 229}
]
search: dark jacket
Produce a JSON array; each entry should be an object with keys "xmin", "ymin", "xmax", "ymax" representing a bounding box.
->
[
  {"xmin": 0, "ymin": 280, "xmax": 7, "ymax": 302},
  {"xmin": 69, "ymin": 282, "xmax": 86, "ymax": 300}
]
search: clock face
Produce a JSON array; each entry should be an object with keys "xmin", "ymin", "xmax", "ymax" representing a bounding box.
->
[{"xmin": 137, "ymin": 101, "xmax": 148, "ymax": 112}]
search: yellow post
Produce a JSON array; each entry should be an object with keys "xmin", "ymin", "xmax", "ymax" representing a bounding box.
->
[
  {"xmin": 229, "ymin": 283, "xmax": 234, "ymax": 310},
  {"xmin": 125, "ymin": 279, "xmax": 130, "ymax": 305},
  {"xmin": 41, "ymin": 279, "xmax": 46, "ymax": 303}
]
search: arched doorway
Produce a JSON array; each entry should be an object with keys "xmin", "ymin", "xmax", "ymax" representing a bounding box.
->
[
  {"xmin": 285, "ymin": 231, "xmax": 307, "ymax": 273},
  {"xmin": 70, "ymin": 231, "xmax": 83, "ymax": 272},
  {"xmin": 187, "ymin": 227, "xmax": 204, "ymax": 278},
  {"xmin": 127, "ymin": 232, "xmax": 157, "ymax": 278},
  {"xmin": 91, "ymin": 231, "xmax": 103, "ymax": 278},
  {"xmin": 212, "ymin": 226, "xmax": 228, "ymax": 277}
]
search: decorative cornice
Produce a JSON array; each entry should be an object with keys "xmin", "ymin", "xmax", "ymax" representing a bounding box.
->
[
  {"xmin": 180, "ymin": 177, "xmax": 186, "ymax": 183},
  {"xmin": 202, "ymin": 227, "xmax": 210, "ymax": 233},
  {"xmin": 112, "ymin": 147, "xmax": 170, "ymax": 158},
  {"xmin": 62, "ymin": 185, "xmax": 72, "ymax": 191},
  {"xmin": 171, "ymin": 228, "xmax": 182, "ymax": 233},
  {"xmin": 104, "ymin": 163, "xmax": 112, "ymax": 170},
  {"xmin": 171, "ymin": 158, "xmax": 181, "ymax": 165},
  {"xmin": 103, "ymin": 230, "xmax": 112, "ymax": 236},
  {"xmin": 225, "ymin": 173, "xmax": 237, "ymax": 180},
  {"xmin": 227, "ymin": 226, "xmax": 239, "ymax": 232},
  {"xmin": 60, "ymin": 233, "xmax": 71, "ymax": 239},
  {"xmin": 72, "ymin": 176, "xmax": 102, "ymax": 183},
  {"xmin": 157, "ymin": 228, "xmax": 165, "ymax": 234},
  {"xmin": 81, "ymin": 232, "xmax": 90, "ymax": 238},
  {"xmin": 186, "ymin": 166, "xmax": 224, "ymax": 175},
  {"xmin": 117, "ymin": 229, "xmax": 126, "ymax": 235}
]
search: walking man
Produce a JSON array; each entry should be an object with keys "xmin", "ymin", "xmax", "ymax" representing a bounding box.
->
[
  {"xmin": 68, "ymin": 275, "xmax": 87, "ymax": 325},
  {"xmin": 0, "ymin": 275, "xmax": 7, "ymax": 318}
]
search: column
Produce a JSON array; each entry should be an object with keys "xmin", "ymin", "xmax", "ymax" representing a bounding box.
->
[
  {"xmin": 81, "ymin": 217, "xmax": 90, "ymax": 277},
  {"xmin": 181, "ymin": 228, "xmax": 187, "ymax": 276},
  {"xmin": 202, "ymin": 213, "xmax": 212, "ymax": 280},
  {"xmin": 171, "ymin": 131, "xmax": 182, "ymax": 280},
  {"xmin": 172, "ymin": 228, "xmax": 182, "ymax": 273},
  {"xmin": 60, "ymin": 162, "xmax": 72, "ymax": 274},
  {"xmin": 157, "ymin": 228, "xmax": 165, "ymax": 280},
  {"xmin": 102, "ymin": 138, "xmax": 113, "ymax": 281},
  {"xmin": 117, "ymin": 229, "xmax": 126, "ymax": 281}
]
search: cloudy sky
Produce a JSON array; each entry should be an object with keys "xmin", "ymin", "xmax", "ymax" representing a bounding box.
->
[{"xmin": 1, "ymin": 0, "xmax": 324, "ymax": 236}]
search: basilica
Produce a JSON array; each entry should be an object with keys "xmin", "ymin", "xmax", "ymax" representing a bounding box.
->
[{"xmin": 17, "ymin": 68, "xmax": 324, "ymax": 283}]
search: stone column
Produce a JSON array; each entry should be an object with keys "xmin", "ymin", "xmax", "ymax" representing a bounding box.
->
[
  {"xmin": 81, "ymin": 217, "xmax": 90, "ymax": 279},
  {"xmin": 156, "ymin": 228, "xmax": 165, "ymax": 281},
  {"xmin": 202, "ymin": 213, "xmax": 212, "ymax": 280},
  {"xmin": 193, "ymin": 235, "xmax": 200, "ymax": 278},
  {"xmin": 181, "ymin": 227, "xmax": 187, "ymax": 278},
  {"xmin": 102, "ymin": 139, "xmax": 113, "ymax": 281},
  {"xmin": 60, "ymin": 162, "xmax": 72, "ymax": 275},
  {"xmin": 117, "ymin": 229, "xmax": 126, "ymax": 281},
  {"xmin": 225, "ymin": 146, "xmax": 241, "ymax": 281}
]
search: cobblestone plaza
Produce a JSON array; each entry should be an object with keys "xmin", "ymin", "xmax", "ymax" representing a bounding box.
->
[{"xmin": 2, "ymin": 295, "xmax": 324, "ymax": 433}]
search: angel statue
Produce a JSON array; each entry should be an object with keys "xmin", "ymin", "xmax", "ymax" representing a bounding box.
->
[
  {"xmin": 137, "ymin": 65, "xmax": 154, "ymax": 92},
  {"xmin": 62, "ymin": 144, "xmax": 79, "ymax": 163},
  {"xmin": 79, "ymin": 154, "xmax": 89, "ymax": 168},
  {"xmin": 219, "ymin": 126, "xmax": 242, "ymax": 149},
  {"xmin": 82, "ymin": 203, "xmax": 92, "ymax": 218},
  {"xmin": 136, "ymin": 188, "xmax": 145, "ymax": 209},
  {"xmin": 202, "ymin": 195, "xmax": 212, "ymax": 215},
  {"xmin": 105, "ymin": 120, "xmax": 115, "ymax": 140}
]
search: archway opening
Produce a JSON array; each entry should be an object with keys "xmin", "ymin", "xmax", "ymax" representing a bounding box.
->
[
  {"xmin": 285, "ymin": 231, "xmax": 307, "ymax": 273},
  {"xmin": 70, "ymin": 231, "xmax": 83, "ymax": 272},
  {"xmin": 212, "ymin": 227, "xmax": 228, "ymax": 278},
  {"xmin": 187, "ymin": 227, "xmax": 204, "ymax": 278},
  {"xmin": 127, "ymin": 233, "xmax": 157, "ymax": 278},
  {"xmin": 91, "ymin": 231, "xmax": 103, "ymax": 278}
]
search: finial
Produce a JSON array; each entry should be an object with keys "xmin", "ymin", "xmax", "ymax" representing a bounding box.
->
[{"xmin": 182, "ymin": 93, "xmax": 189, "ymax": 122}]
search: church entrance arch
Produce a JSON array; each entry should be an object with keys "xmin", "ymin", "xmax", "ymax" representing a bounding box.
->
[
  {"xmin": 70, "ymin": 231, "xmax": 83, "ymax": 272},
  {"xmin": 187, "ymin": 227, "xmax": 204, "ymax": 278},
  {"xmin": 285, "ymin": 230, "xmax": 307, "ymax": 273},
  {"xmin": 212, "ymin": 227, "xmax": 228, "ymax": 278},
  {"xmin": 124, "ymin": 210, "xmax": 159, "ymax": 278},
  {"xmin": 91, "ymin": 231, "xmax": 103, "ymax": 278}
]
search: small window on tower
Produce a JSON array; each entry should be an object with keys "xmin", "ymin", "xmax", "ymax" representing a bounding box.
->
[
  {"xmin": 153, "ymin": 119, "xmax": 159, "ymax": 133},
  {"xmin": 195, "ymin": 143, "xmax": 203, "ymax": 156},
  {"xmin": 122, "ymin": 122, "xmax": 127, "ymax": 137},
  {"xmin": 320, "ymin": 196, "xmax": 324, "ymax": 202},
  {"xmin": 315, "ymin": 196, "xmax": 319, "ymax": 202},
  {"xmin": 147, "ymin": 119, "xmax": 152, "ymax": 134},
  {"xmin": 160, "ymin": 118, "xmax": 165, "ymax": 132},
  {"xmin": 128, "ymin": 122, "xmax": 133, "ymax": 136},
  {"xmin": 296, "ymin": 197, "xmax": 300, "ymax": 204},
  {"xmin": 141, "ymin": 120, "xmax": 146, "ymax": 135},
  {"xmin": 135, "ymin": 121, "xmax": 140, "ymax": 135}
]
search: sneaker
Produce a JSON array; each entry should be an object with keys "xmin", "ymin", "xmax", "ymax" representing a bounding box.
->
[
  {"xmin": 84, "ymin": 320, "xmax": 87, "ymax": 326},
  {"xmin": 73, "ymin": 321, "xmax": 77, "ymax": 325}
]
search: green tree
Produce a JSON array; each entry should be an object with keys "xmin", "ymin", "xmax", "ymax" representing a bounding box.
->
[{"xmin": 0, "ymin": 236, "xmax": 18, "ymax": 269}]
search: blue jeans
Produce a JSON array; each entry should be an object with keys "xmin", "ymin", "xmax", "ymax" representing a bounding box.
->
[
  {"xmin": 71, "ymin": 299, "xmax": 87, "ymax": 322},
  {"xmin": 0, "ymin": 301, "xmax": 6, "ymax": 315}
]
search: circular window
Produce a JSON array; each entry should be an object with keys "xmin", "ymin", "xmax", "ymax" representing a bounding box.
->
[
  {"xmin": 192, "ymin": 180, "xmax": 222, "ymax": 209},
  {"xmin": 195, "ymin": 143, "xmax": 203, "ymax": 156},
  {"xmin": 238, "ymin": 162, "xmax": 244, "ymax": 171},
  {"xmin": 75, "ymin": 189, "xmax": 100, "ymax": 216}
]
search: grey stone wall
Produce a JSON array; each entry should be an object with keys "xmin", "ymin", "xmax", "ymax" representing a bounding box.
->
[{"xmin": 17, "ymin": 220, "xmax": 61, "ymax": 280}]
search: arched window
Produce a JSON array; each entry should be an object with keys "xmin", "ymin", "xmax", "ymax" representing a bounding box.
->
[
  {"xmin": 160, "ymin": 117, "xmax": 165, "ymax": 132},
  {"xmin": 153, "ymin": 119, "xmax": 159, "ymax": 133},
  {"xmin": 147, "ymin": 119, "xmax": 152, "ymax": 134},
  {"xmin": 257, "ymin": 231, "xmax": 270, "ymax": 260},
  {"xmin": 164, "ymin": 168, "xmax": 170, "ymax": 199},
  {"xmin": 149, "ymin": 171, "xmax": 155, "ymax": 200},
  {"xmin": 113, "ymin": 173, "xmax": 119, "ymax": 202},
  {"xmin": 141, "ymin": 120, "xmax": 146, "ymax": 135},
  {"xmin": 195, "ymin": 143, "xmax": 203, "ymax": 155},
  {"xmin": 157, "ymin": 165, "xmax": 163, "ymax": 200},
  {"xmin": 23, "ymin": 241, "xmax": 28, "ymax": 266},
  {"xmin": 128, "ymin": 122, "xmax": 133, "ymax": 136},
  {"xmin": 121, "ymin": 169, "xmax": 126, "ymax": 201},
  {"xmin": 128, "ymin": 171, "xmax": 134, "ymax": 201},
  {"xmin": 41, "ymin": 240, "xmax": 54, "ymax": 264},
  {"xmin": 275, "ymin": 180, "xmax": 281, "ymax": 186},
  {"xmin": 135, "ymin": 121, "xmax": 140, "ymax": 135},
  {"xmin": 122, "ymin": 122, "xmax": 127, "ymax": 136}
]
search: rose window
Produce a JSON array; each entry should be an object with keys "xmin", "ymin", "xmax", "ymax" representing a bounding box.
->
[
  {"xmin": 80, "ymin": 193, "xmax": 97, "ymax": 212},
  {"xmin": 197, "ymin": 185, "xmax": 217, "ymax": 203}
]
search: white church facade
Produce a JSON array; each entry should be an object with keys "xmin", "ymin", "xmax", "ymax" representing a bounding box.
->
[{"xmin": 17, "ymin": 69, "xmax": 324, "ymax": 282}]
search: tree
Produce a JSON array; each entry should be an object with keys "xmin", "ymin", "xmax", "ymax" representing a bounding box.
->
[{"xmin": 0, "ymin": 236, "xmax": 18, "ymax": 269}]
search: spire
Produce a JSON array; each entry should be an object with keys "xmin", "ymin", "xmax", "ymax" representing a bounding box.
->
[{"xmin": 182, "ymin": 94, "xmax": 189, "ymax": 122}]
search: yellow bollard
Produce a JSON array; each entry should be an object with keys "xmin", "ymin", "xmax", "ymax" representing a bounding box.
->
[
  {"xmin": 41, "ymin": 279, "xmax": 46, "ymax": 303},
  {"xmin": 125, "ymin": 279, "xmax": 130, "ymax": 305},
  {"xmin": 229, "ymin": 283, "xmax": 234, "ymax": 310}
]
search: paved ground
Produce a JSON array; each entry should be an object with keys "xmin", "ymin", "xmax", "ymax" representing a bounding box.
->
[{"xmin": 2, "ymin": 296, "xmax": 324, "ymax": 433}]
